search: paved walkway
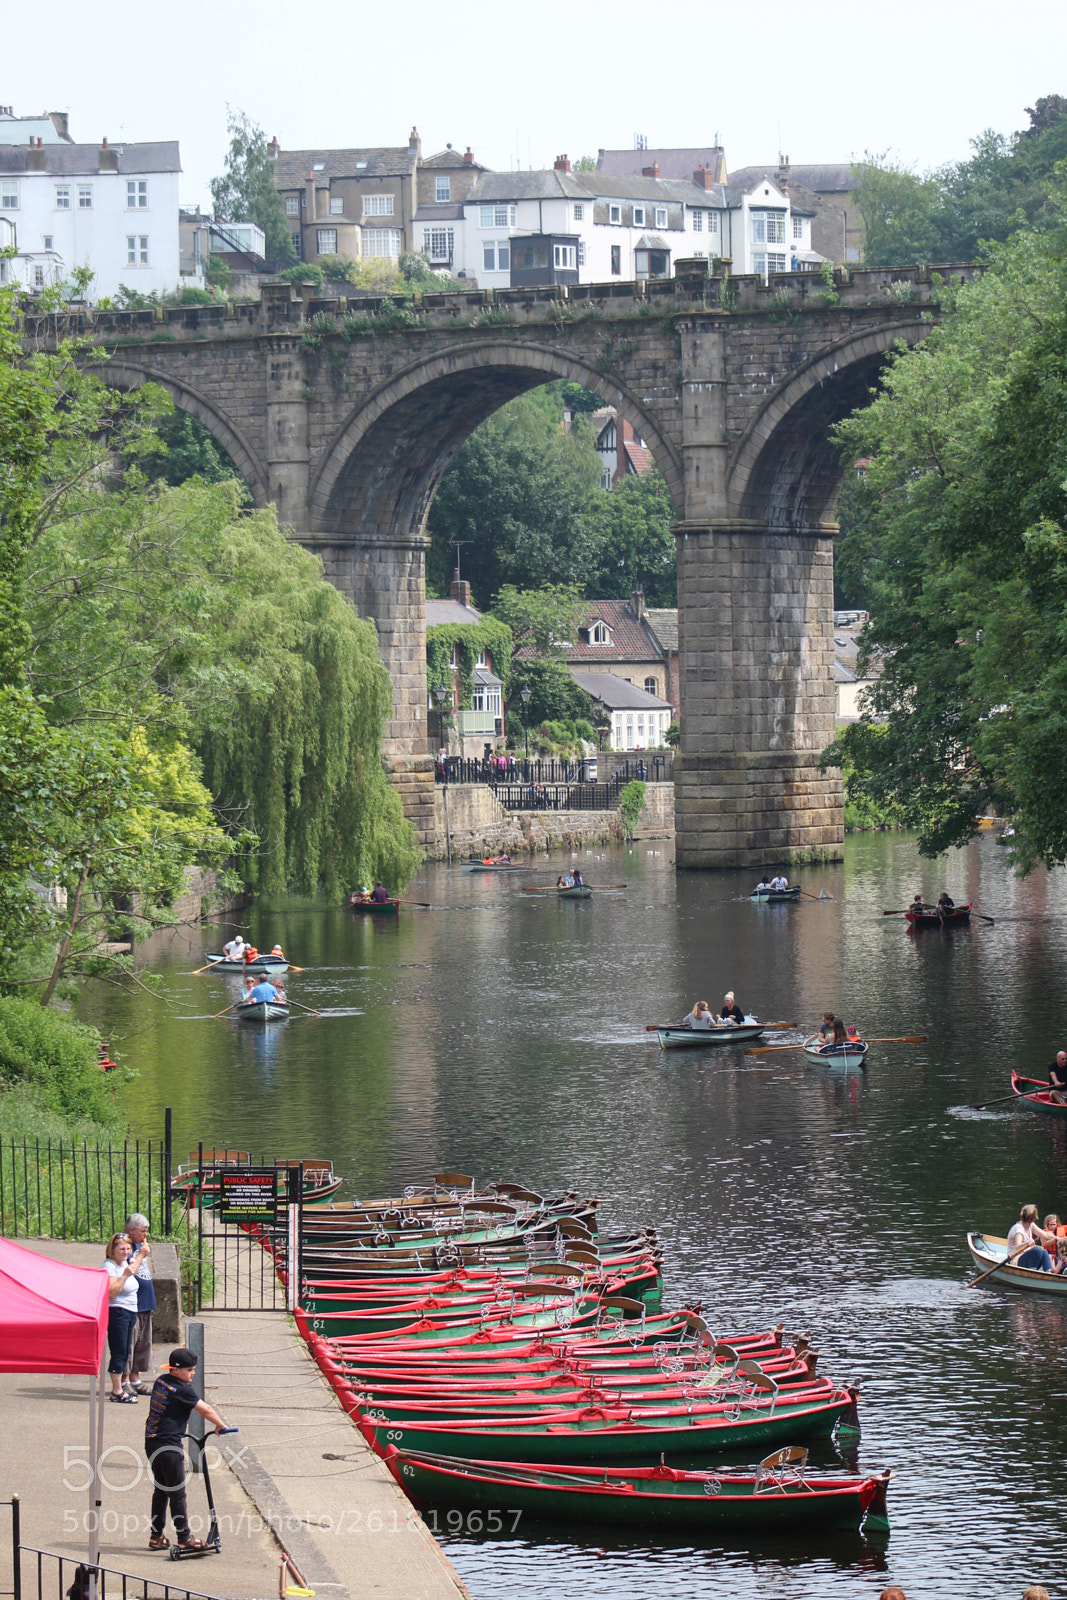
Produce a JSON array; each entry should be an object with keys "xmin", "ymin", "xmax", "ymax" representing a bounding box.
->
[{"xmin": 0, "ymin": 1241, "xmax": 470, "ymax": 1600}]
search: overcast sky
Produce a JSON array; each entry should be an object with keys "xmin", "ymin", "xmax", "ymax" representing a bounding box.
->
[{"xmin": 7, "ymin": 0, "xmax": 1065, "ymax": 209}]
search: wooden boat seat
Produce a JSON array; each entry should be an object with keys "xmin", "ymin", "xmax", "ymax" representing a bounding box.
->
[
  {"xmin": 435, "ymin": 1172, "xmax": 475, "ymax": 1193},
  {"xmin": 187, "ymin": 1149, "xmax": 250, "ymax": 1166},
  {"xmin": 755, "ymin": 1445, "xmax": 809, "ymax": 1493}
]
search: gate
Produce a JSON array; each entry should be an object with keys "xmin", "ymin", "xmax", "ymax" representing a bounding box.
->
[{"xmin": 182, "ymin": 1146, "xmax": 303, "ymax": 1312}]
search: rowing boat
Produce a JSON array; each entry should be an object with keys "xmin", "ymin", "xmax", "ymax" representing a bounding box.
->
[
  {"xmin": 202, "ymin": 953, "xmax": 289, "ymax": 973},
  {"xmin": 1010, "ymin": 1070, "xmax": 1067, "ymax": 1119},
  {"xmin": 904, "ymin": 902, "xmax": 971, "ymax": 926},
  {"xmin": 235, "ymin": 998, "xmax": 290, "ymax": 1023},
  {"xmin": 803, "ymin": 1034, "xmax": 869, "ymax": 1070},
  {"xmin": 654, "ymin": 1019, "xmax": 765, "ymax": 1050},
  {"xmin": 171, "ymin": 1155, "xmax": 341, "ymax": 1206},
  {"xmin": 359, "ymin": 1384, "xmax": 859, "ymax": 1465},
  {"xmin": 385, "ymin": 1447, "xmax": 890, "ymax": 1534},
  {"xmin": 462, "ymin": 859, "xmax": 528, "ymax": 873},
  {"xmin": 348, "ymin": 895, "xmax": 400, "ymax": 915},
  {"xmin": 967, "ymin": 1231, "xmax": 1067, "ymax": 1296},
  {"xmin": 556, "ymin": 885, "xmax": 591, "ymax": 899},
  {"xmin": 750, "ymin": 887, "xmax": 802, "ymax": 903}
]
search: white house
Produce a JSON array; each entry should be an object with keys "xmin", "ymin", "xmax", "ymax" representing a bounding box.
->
[
  {"xmin": 0, "ymin": 116, "xmax": 181, "ymax": 301},
  {"xmin": 570, "ymin": 668, "xmax": 673, "ymax": 751}
]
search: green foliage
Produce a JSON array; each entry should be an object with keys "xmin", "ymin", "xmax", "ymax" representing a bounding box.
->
[
  {"xmin": 821, "ymin": 207, "xmax": 1067, "ymax": 868},
  {"xmin": 0, "ymin": 995, "xmax": 119, "ymax": 1124},
  {"xmin": 532, "ymin": 717, "xmax": 597, "ymax": 757},
  {"xmin": 572, "ymin": 156, "xmax": 597, "ymax": 173},
  {"xmin": 510, "ymin": 658, "xmax": 599, "ymax": 730},
  {"xmin": 493, "ymin": 583, "xmax": 587, "ymax": 658},
  {"xmin": 278, "ymin": 261, "xmax": 324, "ymax": 291},
  {"xmin": 664, "ymin": 720, "xmax": 680, "ymax": 748},
  {"xmin": 426, "ymin": 619, "xmax": 512, "ymax": 708},
  {"xmin": 210, "ymin": 108, "xmax": 295, "ymax": 268},
  {"xmin": 618, "ymin": 779, "xmax": 646, "ymax": 838},
  {"xmin": 204, "ymin": 255, "xmax": 232, "ymax": 292},
  {"xmin": 852, "ymin": 152, "xmax": 942, "ymax": 266},
  {"xmin": 589, "ymin": 470, "xmax": 676, "ymax": 605},
  {"xmin": 320, "ymin": 254, "xmax": 356, "ymax": 282},
  {"xmin": 179, "ymin": 285, "xmax": 216, "ymax": 306},
  {"xmin": 137, "ymin": 410, "xmax": 246, "ymax": 491},
  {"xmin": 559, "ymin": 383, "xmax": 602, "ymax": 414}
]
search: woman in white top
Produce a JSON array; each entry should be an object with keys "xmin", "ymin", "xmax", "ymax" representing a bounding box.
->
[
  {"xmin": 104, "ymin": 1234, "xmax": 148, "ymax": 1401},
  {"xmin": 1005, "ymin": 1205, "xmax": 1057, "ymax": 1272}
]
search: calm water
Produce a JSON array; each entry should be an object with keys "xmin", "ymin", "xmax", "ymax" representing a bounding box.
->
[{"xmin": 78, "ymin": 832, "xmax": 1067, "ymax": 1599}]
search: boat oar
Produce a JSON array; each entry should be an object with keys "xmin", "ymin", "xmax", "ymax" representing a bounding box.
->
[
  {"xmin": 398, "ymin": 901, "xmax": 433, "ymax": 908},
  {"xmin": 744, "ymin": 1034, "xmax": 928, "ymax": 1055},
  {"xmin": 969, "ymin": 1092, "xmax": 1019, "ymax": 1110},
  {"xmin": 967, "ymin": 1244, "xmax": 1029, "ymax": 1288},
  {"xmin": 798, "ymin": 890, "xmax": 832, "ymax": 902},
  {"xmin": 972, "ymin": 910, "xmax": 996, "ymax": 926},
  {"xmin": 193, "ymin": 959, "xmax": 225, "ymax": 975},
  {"xmin": 285, "ymin": 999, "xmax": 323, "ymax": 1016},
  {"xmin": 213, "ymin": 1003, "xmax": 238, "ymax": 1018},
  {"xmin": 882, "ymin": 910, "xmax": 911, "ymax": 917}
]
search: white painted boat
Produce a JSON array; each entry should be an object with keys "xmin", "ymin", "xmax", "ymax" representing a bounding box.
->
[
  {"xmin": 235, "ymin": 999, "xmax": 291, "ymax": 1023},
  {"xmin": 750, "ymin": 887, "xmax": 802, "ymax": 903},
  {"xmin": 204, "ymin": 953, "xmax": 289, "ymax": 973},
  {"xmin": 654, "ymin": 1018, "xmax": 765, "ymax": 1050},
  {"xmin": 967, "ymin": 1231, "xmax": 1067, "ymax": 1296},
  {"xmin": 803, "ymin": 1034, "xmax": 869, "ymax": 1070}
]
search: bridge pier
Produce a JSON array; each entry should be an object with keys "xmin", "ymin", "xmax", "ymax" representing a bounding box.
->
[
  {"xmin": 673, "ymin": 520, "xmax": 843, "ymax": 870},
  {"xmin": 312, "ymin": 533, "xmax": 436, "ymax": 852}
]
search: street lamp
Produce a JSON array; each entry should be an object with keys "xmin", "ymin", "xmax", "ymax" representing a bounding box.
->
[
  {"xmin": 434, "ymin": 681, "xmax": 448, "ymax": 753},
  {"xmin": 520, "ymin": 684, "xmax": 532, "ymax": 761}
]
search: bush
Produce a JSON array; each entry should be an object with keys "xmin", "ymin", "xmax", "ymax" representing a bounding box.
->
[
  {"xmin": 278, "ymin": 262, "xmax": 324, "ymax": 291},
  {"xmin": 618, "ymin": 779, "xmax": 646, "ymax": 838},
  {"xmin": 0, "ymin": 997, "xmax": 120, "ymax": 1127},
  {"xmin": 665, "ymin": 721, "xmax": 680, "ymax": 748}
]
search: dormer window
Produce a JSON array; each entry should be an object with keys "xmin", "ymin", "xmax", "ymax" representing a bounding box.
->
[{"xmin": 585, "ymin": 621, "xmax": 612, "ymax": 646}]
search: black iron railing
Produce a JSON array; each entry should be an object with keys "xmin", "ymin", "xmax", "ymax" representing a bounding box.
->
[
  {"xmin": 492, "ymin": 781, "xmax": 623, "ymax": 812},
  {"xmin": 0, "ymin": 1130, "xmax": 169, "ymax": 1242},
  {"xmin": 436, "ymin": 755, "xmax": 672, "ymax": 787}
]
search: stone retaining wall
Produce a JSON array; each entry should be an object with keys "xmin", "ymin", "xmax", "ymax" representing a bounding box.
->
[{"xmin": 430, "ymin": 783, "xmax": 674, "ymax": 859}]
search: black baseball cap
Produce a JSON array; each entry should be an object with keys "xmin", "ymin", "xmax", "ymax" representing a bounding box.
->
[{"xmin": 169, "ymin": 1348, "xmax": 198, "ymax": 1369}]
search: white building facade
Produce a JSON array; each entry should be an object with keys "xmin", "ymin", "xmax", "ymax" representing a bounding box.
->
[{"xmin": 0, "ymin": 129, "xmax": 181, "ymax": 301}]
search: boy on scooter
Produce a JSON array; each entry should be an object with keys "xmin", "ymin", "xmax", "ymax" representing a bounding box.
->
[{"xmin": 144, "ymin": 1348, "xmax": 231, "ymax": 1552}]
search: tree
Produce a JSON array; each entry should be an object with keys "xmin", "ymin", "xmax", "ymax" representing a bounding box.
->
[
  {"xmin": 589, "ymin": 470, "xmax": 676, "ymax": 605},
  {"xmin": 210, "ymin": 109, "xmax": 294, "ymax": 268},
  {"xmin": 821, "ymin": 208, "xmax": 1067, "ymax": 869},
  {"xmin": 426, "ymin": 389, "xmax": 603, "ymax": 603},
  {"xmin": 137, "ymin": 410, "xmax": 244, "ymax": 489},
  {"xmin": 852, "ymin": 152, "xmax": 941, "ymax": 266},
  {"xmin": 492, "ymin": 583, "xmax": 588, "ymax": 658}
]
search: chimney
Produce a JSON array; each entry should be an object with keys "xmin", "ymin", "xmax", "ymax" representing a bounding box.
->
[
  {"xmin": 777, "ymin": 152, "xmax": 790, "ymax": 191},
  {"xmin": 463, "ymin": 146, "xmax": 474, "ymax": 165},
  {"xmin": 98, "ymin": 137, "xmax": 118, "ymax": 172},
  {"xmin": 631, "ymin": 584, "xmax": 646, "ymax": 621},
  {"xmin": 305, "ymin": 168, "xmax": 317, "ymax": 223},
  {"xmin": 553, "ymin": 154, "xmax": 570, "ymax": 173},
  {"xmin": 27, "ymin": 136, "xmax": 46, "ymax": 171},
  {"xmin": 450, "ymin": 572, "xmax": 471, "ymax": 608},
  {"xmin": 693, "ymin": 165, "xmax": 715, "ymax": 191},
  {"xmin": 408, "ymin": 126, "xmax": 421, "ymax": 156},
  {"xmin": 641, "ymin": 162, "xmax": 660, "ymax": 179},
  {"xmin": 267, "ymin": 135, "xmax": 280, "ymax": 160},
  {"xmin": 49, "ymin": 110, "xmax": 71, "ymax": 142}
]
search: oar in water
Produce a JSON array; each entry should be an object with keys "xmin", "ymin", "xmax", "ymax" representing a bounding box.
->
[
  {"xmin": 213, "ymin": 1003, "xmax": 238, "ymax": 1018},
  {"xmin": 521, "ymin": 883, "xmax": 626, "ymax": 893},
  {"xmin": 799, "ymin": 890, "xmax": 834, "ymax": 902},
  {"xmin": 969, "ymin": 1091, "xmax": 1019, "ymax": 1110},
  {"xmin": 398, "ymin": 901, "xmax": 433, "ymax": 908},
  {"xmin": 193, "ymin": 959, "xmax": 225, "ymax": 975},
  {"xmin": 285, "ymin": 998, "xmax": 323, "ymax": 1016},
  {"xmin": 646, "ymin": 1020, "xmax": 797, "ymax": 1034},
  {"xmin": 968, "ymin": 1244, "xmax": 1030, "ymax": 1288},
  {"xmin": 744, "ymin": 1034, "xmax": 928, "ymax": 1055}
]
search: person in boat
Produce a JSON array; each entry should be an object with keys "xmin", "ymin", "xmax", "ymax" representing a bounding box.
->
[
  {"xmin": 937, "ymin": 892, "xmax": 955, "ymax": 912},
  {"xmin": 247, "ymin": 977, "xmax": 279, "ymax": 1005},
  {"xmin": 241, "ymin": 973, "xmax": 255, "ymax": 1001},
  {"xmin": 556, "ymin": 874, "xmax": 568, "ymax": 888},
  {"xmin": 269, "ymin": 943, "xmax": 284, "ymax": 960},
  {"xmin": 242, "ymin": 944, "xmax": 259, "ymax": 966},
  {"xmin": 370, "ymin": 882, "xmax": 390, "ymax": 904},
  {"xmin": 272, "ymin": 978, "xmax": 288, "ymax": 1004},
  {"xmin": 1006, "ymin": 1204, "xmax": 1059, "ymax": 1271},
  {"xmin": 771, "ymin": 873, "xmax": 789, "ymax": 892},
  {"xmin": 572, "ymin": 868, "xmax": 584, "ymax": 887},
  {"xmin": 223, "ymin": 935, "xmax": 247, "ymax": 962},
  {"xmin": 688, "ymin": 1000, "xmax": 713, "ymax": 1030},
  {"xmin": 754, "ymin": 878, "xmax": 770, "ymax": 894},
  {"xmin": 817, "ymin": 1011, "xmax": 836, "ymax": 1044},
  {"xmin": 1047, "ymin": 1050, "xmax": 1067, "ymax": 1104},
  {"xmin": 911, "ymin": 893, "xmax": 927, "ymax": 912},
  {"xmin": 720, "ymin": 992, "xmax": 745, "ymax": 1025}
]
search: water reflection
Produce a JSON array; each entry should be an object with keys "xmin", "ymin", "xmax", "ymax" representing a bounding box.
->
[{"xmin": 75, "ymin": 833, "xmax": 1067, "ymax": 1599}]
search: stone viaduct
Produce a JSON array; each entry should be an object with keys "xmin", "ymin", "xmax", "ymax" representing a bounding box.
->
[{"xmin": 49, "ymin": 260, "xmax": 973, "ymax": 867}]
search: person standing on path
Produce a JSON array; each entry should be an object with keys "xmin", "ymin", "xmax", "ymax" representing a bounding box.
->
[
  {"xmin": 122, "ymin": 1214, "xmax": 155, "ymax": 1397},
  {"xmin": 103, "ymin": 1234, "xmax": 148, "ymax": 1402},
  {"xmin": 145, "ymin": 1348, "xmax": 231, "ymax": 1552}
]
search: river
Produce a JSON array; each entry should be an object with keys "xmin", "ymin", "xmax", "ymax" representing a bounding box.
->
[{"xmin": 78, "ymin": 831, "xmax": 1067, "ymax": 1599}]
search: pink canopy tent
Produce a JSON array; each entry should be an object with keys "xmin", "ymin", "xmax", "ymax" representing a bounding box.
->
[
  {"xmin": 0, "ymin": 1238, "xmax": 112, "ymax": 1582},
  {"xmin": 0, "ymin": 1237, "xmax": 108, "ymax": 1373}
]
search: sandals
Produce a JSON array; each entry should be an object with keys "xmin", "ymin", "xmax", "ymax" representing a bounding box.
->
[
  {"xmin": 148, "ymin": 1536, "xmax": 170, "ymax": 1551},
  {"xmin": 109, "ymin": 1391, "xmax": 136, "ymax": 1404},
  {"xmin": 176, "ymin": 1540, "xmax": 206, "ymax": 1553}
]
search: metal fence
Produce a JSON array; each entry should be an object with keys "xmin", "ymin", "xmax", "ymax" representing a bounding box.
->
[
  {"xmin": 0, "ymin": 1127, "xmax": 170, "ymax": 1242},
  {"xmin": 492, "ymin": 781, "xmax": 623, "ymax": 813},
  {"xmin": 437, "ymin": 754, "xmax": 672, "ymax": 787}
]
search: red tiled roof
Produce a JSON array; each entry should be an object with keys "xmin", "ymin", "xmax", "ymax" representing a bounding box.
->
[
  {"xmin": 620, "ymin": 439, "xmax": 652, "ymax": 477},
  {"xmin": 514, "ymin": 598, "xmax": 662, "ymax": 664}
]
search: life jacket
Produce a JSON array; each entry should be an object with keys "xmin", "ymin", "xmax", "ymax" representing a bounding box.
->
[
  {"xmin": 271, "ymin": 945, "xmax": 284, "ymax": 957},
  {"xmin": 244, "ymin": 946, "xmax": 259, "ymax": 962}
]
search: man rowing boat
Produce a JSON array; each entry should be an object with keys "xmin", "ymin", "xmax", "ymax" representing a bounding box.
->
[{"xmin": 1048, "ymin": 1050, "xmax": 1067, "ymax": 1105}]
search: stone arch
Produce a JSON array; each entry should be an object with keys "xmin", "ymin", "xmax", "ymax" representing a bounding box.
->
[
  {"xmin": 89, "ymin": 359, "xmax": 271, "ymax": 508},
  {"xmin": 310, "ymin": 341, "xmax": 684, "ymax": 539},
  {"xmin": 726, "ymin": 321, "xmax": 929, "ymax": 529}
]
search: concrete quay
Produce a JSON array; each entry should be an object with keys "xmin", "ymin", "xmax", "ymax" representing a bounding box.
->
[{"xmin": 0, "ymin": 1241, "xmax": 470, "ymax": 1600}]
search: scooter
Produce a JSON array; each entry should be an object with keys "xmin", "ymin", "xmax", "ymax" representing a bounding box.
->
[{"xmin": 170, "ymin": 1426, "xmax": 239, "ymax": 1561}]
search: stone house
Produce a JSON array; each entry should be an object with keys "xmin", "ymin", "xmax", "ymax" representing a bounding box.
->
[
  {"xmin": 412, "ymin": 144, "xmax": 486, "ymax": 274},
  {"xmin": 426, "ymin": 577, "xmax": 504, "ymax": 755},
  {"xmin": 269, "ymin": 129, "xmax": 424, "ymax": 266},
  {"xmin": 515, "ymin": 588, "xmax": 675, "ymax": 714}
]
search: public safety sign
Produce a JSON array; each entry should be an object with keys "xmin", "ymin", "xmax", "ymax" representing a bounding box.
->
[{"xmin": 218, "ymin": 1167, "xmax": 277, "ymax": 1223}]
